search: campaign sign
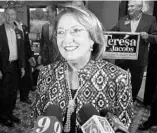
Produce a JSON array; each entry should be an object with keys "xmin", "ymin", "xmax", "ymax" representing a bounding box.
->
[
  {"xmin": 103, "ymin": 32, "xmax": 140, "ymax": 60},
  {"xmin": 32, "ymin": 116, "xmax": 62, "ymax": 133}
]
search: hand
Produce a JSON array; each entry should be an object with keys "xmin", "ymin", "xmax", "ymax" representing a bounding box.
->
[
  {"xmin": 37, "ymin": 56, "xmax": 42, "ymax": 65},
  {"xmin": 0, "ymin": 71, "xmax": 2, "ymax": 79},
  {"xmin": 29, "ymin": 57, "xmax": 36, "ymax": 67},
  {"xmin": 21, "ymin": 68, "xmax": 25, "ymax": 78},
  {"xmin": 140, "ymin": 32, "xmax": 149, "ymax": 40}
]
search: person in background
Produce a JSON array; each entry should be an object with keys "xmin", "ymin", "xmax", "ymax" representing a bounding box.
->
[
  {"xmin": 39, "ymin": 5, "xmax": 62, "ymax": 66},
  {"xmin": 143, "ymin": 1, "xmax": 157, "ymax": 106},
  {"xmin": 15, "ymin": 6, "xmax": 36, "ymax": 104},
  {"xmin": 138, "ymin": 89, "xmax": 157, "ymax": 130},
  {"xmin": 57, "ymin": 0, "xmax": 86, "ymax": 14},
  {"xmin": 111, "ymin": 0, "xmax": 157, "ymax": 102},
  {"xmin": 72, "ymin": 0, "xmax": 86, "ymax": 9},
  {"xmin": 0, "ymin": 13, "xmax": 5, "ymax": 25},
  {"xmin": 31, "ymin": 6, "xmax": 134, "ymax": 133},
  {"xmin": 142, "ymin": 40, "xmax": 157, "ymax": 107},
  {"xmin": 0, "ymin": 3, "xmax": 25, "ymax": 127}
]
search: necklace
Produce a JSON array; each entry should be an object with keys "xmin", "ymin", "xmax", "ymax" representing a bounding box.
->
[{"xmin": 64, "ymin": 66, "xmax": 80, "ymax": 133}]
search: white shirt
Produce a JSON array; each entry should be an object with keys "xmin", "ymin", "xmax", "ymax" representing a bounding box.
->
[
  {"xmin": 130, "ymin": 14, "xmax": 142, "ymax": 33},
  {"xmin": 5, "ymin": 24, "xmax": 18, "ymax": 61}
]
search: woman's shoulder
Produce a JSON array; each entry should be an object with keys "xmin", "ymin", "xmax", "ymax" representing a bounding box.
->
[
  {"xmin": 39, "ymin": 61, "xmax": 65, "ymax": 75},
  {"xmin": 92, "ymin": 59, "xmax": 130, "ymax": 75}
]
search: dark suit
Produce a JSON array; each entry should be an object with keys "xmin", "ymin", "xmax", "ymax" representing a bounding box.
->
[
  {"xmin": 40, "ymin": 23, "xmax": 62, "ymax": 66},
  {"xmin": 15, "ymin": 23, "xmax": 34, "ymax": 100},
  {"xmin": 143, "ymin": 2, "xmax": 157, "ymax": 105},
  {"xmin": 0, "ymin": 24, "xmax": 25, "ymax": 117},
  {"xmin": 143, "ymin": 35, "xmax": 157, "ymax": 105},
  {"xmin": 138, "ymin": 89, "xmax": 157, "ymax": 130},
  {"xmin": 148, "ymin": 89, "xmax": 157, "ymax": 124},
  {"xmin": 111, "ymin": 13, "xmax": 157, "ymax": 101}
]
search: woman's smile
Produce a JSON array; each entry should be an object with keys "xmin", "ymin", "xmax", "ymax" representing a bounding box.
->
[{"xmin": 64, "ymin": 46, "xmax": 79, "ymax": 51}]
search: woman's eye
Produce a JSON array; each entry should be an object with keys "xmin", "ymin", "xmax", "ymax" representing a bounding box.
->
[
  {"xmin": 73, "ymin": 28, "xmax": 82, "ymax": 33},
  {"xmin": 57, "ymin": 31, "xmax": 64, "ymax": 35}
]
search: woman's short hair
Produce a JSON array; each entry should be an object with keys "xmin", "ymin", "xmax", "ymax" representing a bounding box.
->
[{"xmin": 53, "ymin": 5, "xmax": 106, "ymax": 60}]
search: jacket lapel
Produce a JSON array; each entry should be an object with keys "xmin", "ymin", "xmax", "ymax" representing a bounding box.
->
[
  {"xmin": 2, "ymin": 24, "xmax": 9, "ymax": 47},
  {"xmin": 123, "ymin": 17, "xmax": 131, "ymax": 32},
  {"xmin": 15, "ymin": 27, "xmax": 22, "ymax": 48},
  {"xmin": 1, "ymin": 24, "xmax": 10, "ymax": 57},
  {"xmin": 136, "ymin": 13, "xmax": 147, "ymax": 32}
]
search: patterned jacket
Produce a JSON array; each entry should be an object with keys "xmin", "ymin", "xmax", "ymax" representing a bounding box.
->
[{"xmin": 31, "ymin": 59, "xmax": 134, "ymax": 129}]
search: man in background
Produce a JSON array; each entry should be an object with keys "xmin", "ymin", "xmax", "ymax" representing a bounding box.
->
[
  {"xmin": 15, "ymin": 6, "xmax": 36, "ymax": 104},
  {"xmin": 0, "ymin": 3, "xmax": 25, "ymax": 127},
  {"xmin": 111, "ymin": 0, "xmax": 157, "ymax": 102},
  {"xmin": 72, "ymin": 0, "xmax": 86, "ymax": 9},
  {"xmin": 39, "ymin": 5, "xmax": 62, "ymax": 66},
  {"xmin": 138, "ymin": 89, "xmax": 157, "ymax": 130},
  {"xmin": 142, "ymin": 1, "xmax": 157, "ymax": 107},
  {"xmin": 0, "ymin": 13, "xmax": 5, "ymax": 25}
]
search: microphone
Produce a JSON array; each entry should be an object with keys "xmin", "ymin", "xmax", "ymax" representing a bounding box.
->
[
  {"xmin": 32, "ymin": 116, "xmax": 62, "ymax": 133},
  {"xmin": 79, "ymin": 104, "xmax": 115, "ymax": 133},
  {"xmin": 79, "ymin": 104, "xmax": 100, "ymax": 125},
  {"xmin": 32, "ymin": 105, "xmax": 63, "ymax": 133},
  {"xmin": 81, "ymin": 115, "xmax": 115, "ymax": 133},
  {"xmin": 100, "ymin": 109, "xmax": 130, "ymax": 133},
  {"xmin": 106, "ymin": 112, "xmax": 130, "ymax": 133}
]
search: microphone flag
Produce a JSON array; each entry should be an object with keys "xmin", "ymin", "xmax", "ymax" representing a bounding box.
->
[
  {"xmin": 32, "ymin": 116, "xmax": 62, "ymax": 133},
  {"xmin": 106, "ymin": 112, "xmax": 130, "ymax": 133},
  {"xmin": 81, "ymin": 115, "xmax": 115, "ymax": 133}
]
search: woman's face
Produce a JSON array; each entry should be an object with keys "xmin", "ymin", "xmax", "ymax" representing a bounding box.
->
[{"xmin": 57, "ymin": 13, "xmax": 94, "ymax": 61}]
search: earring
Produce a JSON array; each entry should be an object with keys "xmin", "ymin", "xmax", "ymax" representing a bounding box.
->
[{"xmin": 90, "ymin": 46, "xmax": 93, "ymax": 51}]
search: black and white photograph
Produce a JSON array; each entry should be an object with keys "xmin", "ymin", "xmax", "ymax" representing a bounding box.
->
[{"xmin": 0, "ymin": 1, "xmax": 157, "ymax": 133}]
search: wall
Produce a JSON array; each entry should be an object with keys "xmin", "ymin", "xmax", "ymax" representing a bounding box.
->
[
  {"xmin": 0, "ymin": 1, "xmax": 120, "ymax": 30},
  {"xmin": 88, "ymin": 1, "xmax": 120, "ymax": 31}
]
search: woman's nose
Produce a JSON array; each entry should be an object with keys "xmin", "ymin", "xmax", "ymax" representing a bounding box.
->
[{"xmin": 64, "ymin": 31, "xmax": 73, "ymax": 43}]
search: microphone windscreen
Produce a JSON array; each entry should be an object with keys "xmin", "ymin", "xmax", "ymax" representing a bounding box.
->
[
  {"xmin": 99, "ymin": 108, "xmax": 110, "ymax": 117},
  {"xmin": 79, "ymin": 104, "xmax": 99, "ymax": 125},
  {"xmin": 33, "ymin": 116, "xmax": 62, "ymax": 133},
  {"xmin": 44, "ymin": 104, "xmax": 63, "ymax": 123}
]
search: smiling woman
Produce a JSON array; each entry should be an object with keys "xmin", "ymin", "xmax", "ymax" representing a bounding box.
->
[
  {"xmin": 31, "ymin": 5, "xmax": 134, "ymax": 133},
  {"xmin": 56, "ymin": 13, "xmax": 94, "ymax": 62}
]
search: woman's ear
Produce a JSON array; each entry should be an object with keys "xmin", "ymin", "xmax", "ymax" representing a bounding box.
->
[
  {"xmin": 89, "ymin": 40, "xmax": 94, "ymax": 52},
  {"xmin": 90, "ymin": 38, "xmax": 94, "ymax": 47}
]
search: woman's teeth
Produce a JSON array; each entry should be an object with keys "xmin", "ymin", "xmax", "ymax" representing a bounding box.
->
[{"xmin": 65, "ymin": 46, "xmax": 78, "ymax": 51}]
